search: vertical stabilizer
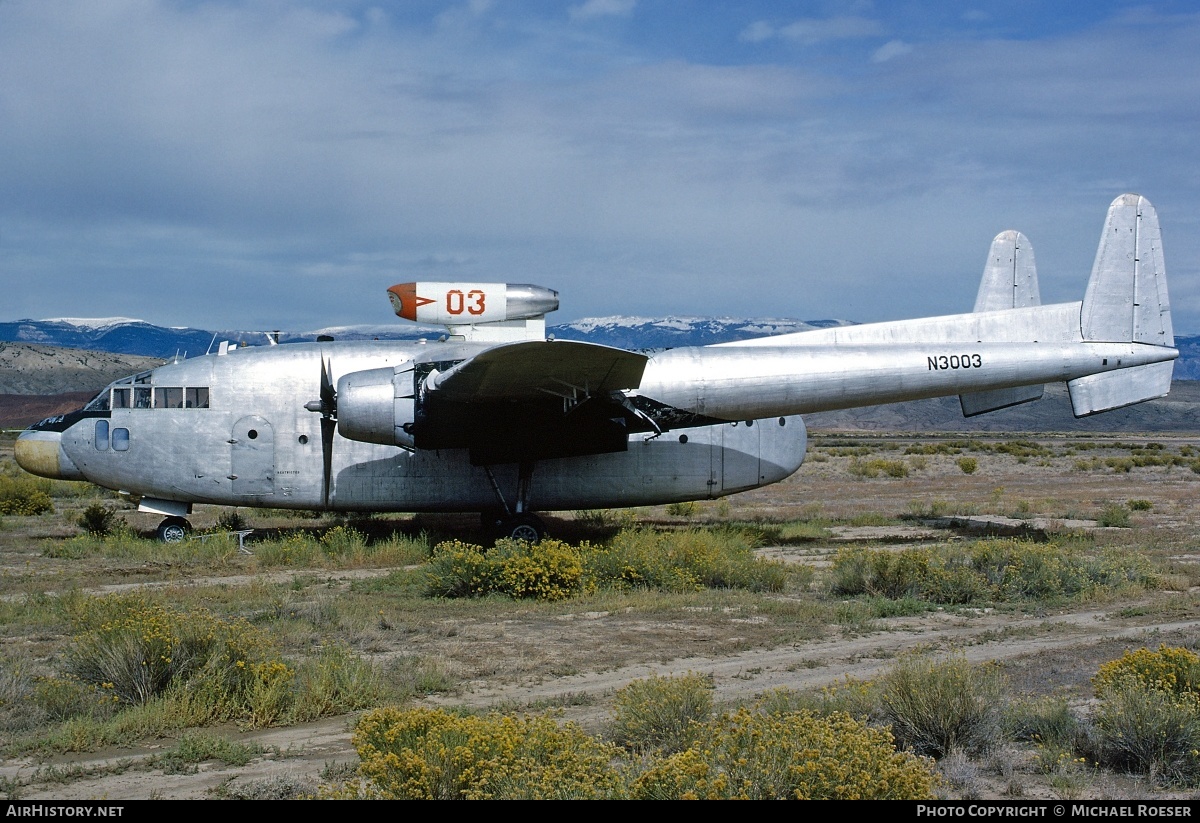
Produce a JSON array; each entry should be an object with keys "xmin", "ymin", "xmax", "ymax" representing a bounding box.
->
[
  {"xmin": 1070, "ymin": 194, "xmax": 1175, "ymax": 416},
  {"xmin": 973, "ymin": 230, "xmax": 1040, "ymax": 311},
  {"xmin": 1080, "ymin": 193, "xmax": 1173, "ymax": 346},
  {"xmin": 960, "ymin": 230, "xmax": 1044, "ymax": 416}
]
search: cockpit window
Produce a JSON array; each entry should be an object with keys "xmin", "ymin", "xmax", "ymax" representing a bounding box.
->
[
  {"xmin": 101, "ymin": 374, "xmax": 210, "ymax": 410},
  {"xmin": 84, "ymin": 389, "xmax": 111, "ymax": 412}
]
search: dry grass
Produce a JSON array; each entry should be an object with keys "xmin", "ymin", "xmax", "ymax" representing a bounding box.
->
[{"xmin": 3, "ymin": 431, "xmax": 1200, "ymax": 799}]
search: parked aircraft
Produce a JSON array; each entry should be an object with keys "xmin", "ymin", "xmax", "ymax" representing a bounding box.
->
[{"xmin": 15, "ymin": 194, "xmax": 1176, "ymax": 543}]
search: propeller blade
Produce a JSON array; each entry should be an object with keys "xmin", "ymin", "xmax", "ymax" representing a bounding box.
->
[
  {"xmin": 321, "ymin": 416, "xmax": 335, "ymax": 506},
  {"xmin": 320, "ymin": 357, "xmax": 336, "ymax": 414}
]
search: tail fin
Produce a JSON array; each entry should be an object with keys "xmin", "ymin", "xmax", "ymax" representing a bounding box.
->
[
  {"xmin": 973, "ymin": 230, "xmax": 1040, "ymax": 312},
  {"xmin": 1069, "ymin": 194, "xmax": 1175, "ymax": 416},
  {"xmin": 960, "ymin": 230, "xmax": 1045, "ymax": 416}
]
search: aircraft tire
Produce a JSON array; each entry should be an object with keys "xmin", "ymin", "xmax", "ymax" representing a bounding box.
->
[
  {"xmin": 498, "ymin": 513, "xmax": 545, "ymax": 544},
  {"xmin": 156, "ymin": 517, "xmax": 191, "ymax": 543}
]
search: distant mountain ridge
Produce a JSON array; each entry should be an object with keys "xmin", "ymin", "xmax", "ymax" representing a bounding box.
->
[{"xmin": 3, "ymin": 316, "xmax": 1199, "ymax": 379}]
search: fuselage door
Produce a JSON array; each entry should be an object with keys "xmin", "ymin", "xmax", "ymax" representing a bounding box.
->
[{"xmin": 231, "ymin": 415, "xmax": 275, "ymax": 496}]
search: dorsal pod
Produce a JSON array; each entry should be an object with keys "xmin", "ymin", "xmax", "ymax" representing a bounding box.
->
[{"xmin": 387, "ymin": 283, "xmax": 559, "ymax": 325}]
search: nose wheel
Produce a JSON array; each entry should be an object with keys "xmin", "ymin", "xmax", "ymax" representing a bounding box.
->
[{"xmin": 156, "ymin": 517, "xmax": 191, "ymax": 543}]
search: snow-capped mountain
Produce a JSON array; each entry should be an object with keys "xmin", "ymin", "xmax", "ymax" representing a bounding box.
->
[{"xmin": 2, "ymin": 316, "xmax": 1198, "ymax": 380}]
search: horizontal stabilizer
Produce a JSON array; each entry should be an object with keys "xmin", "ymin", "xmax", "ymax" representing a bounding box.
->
[
  {"xmin": 1068, "ymin": 361, "xmax": 1174, "ymax": 417},
  {"xmin": 960, "ymin": 385, "xmax": 1044, "ymax": 418}
]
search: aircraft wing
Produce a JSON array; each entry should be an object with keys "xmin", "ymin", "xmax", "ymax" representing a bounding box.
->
[{"xmin": 427, "ymin": 339, "xmax": 648, "ymax": 402}]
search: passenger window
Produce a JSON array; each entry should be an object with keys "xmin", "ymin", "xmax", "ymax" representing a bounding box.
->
[
  {"xmin": 112, "ymin": 428, "xmax": 130, "ymax": 451},
  {"xmin": 154, "ymin": 387, "xmax": 184, "ymax": 409},
  {"xmin": 134, "ymin": 388, "xmax": 151, "ymax": 409},
  {"xmin": 112, "ymin": 388, "xmax": 131, "ymax": 409},
  {"xmin": 95, "ymin": 420, "xmax": 109, "ymax": 450},
  {"xmin": 185, "ymin": 387, "xmax": 210, "ymax": 409}
]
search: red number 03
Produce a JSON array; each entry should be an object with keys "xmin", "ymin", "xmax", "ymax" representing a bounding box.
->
[{"xmin": 445, "ymin": 289, "xmax": 487, "ymax": 316}]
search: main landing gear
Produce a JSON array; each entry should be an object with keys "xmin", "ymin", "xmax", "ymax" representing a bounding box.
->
[
  {"xmin": 155, "ymin": 516, "xmax": 191, "ymax": 543},
  {"xmin": 480, "ymin": 461, "xmax": 546, "ymax": 543}
]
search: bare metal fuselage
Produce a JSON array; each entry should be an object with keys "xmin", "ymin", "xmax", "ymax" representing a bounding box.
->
[{"xmin": 39, "ymin": 340, "xmax": 807, "ymax": 513}]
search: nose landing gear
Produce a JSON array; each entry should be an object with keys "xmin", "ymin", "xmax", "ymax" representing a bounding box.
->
[{"xmin": 155, "ymin": 516, "xmax": 191, "ymax": 543}]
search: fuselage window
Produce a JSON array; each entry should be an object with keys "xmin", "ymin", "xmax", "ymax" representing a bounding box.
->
[
  {"xmin": 95, "ymin": 420, "xmax": 109, "ymax": 450},
  {"xmin": 154, "ymin": 387, "xmax": 184, "ymax": 409},
  {"xmin": 112, "ymin": 388, "xmax": 131, "ymax": 409},
  {"xmin": 112, "ymin": 427, "xmax": 130, "ymax": 451},
  {"xmin": 134, "ymin": 388, "xmax": 151, "ymax": 409},
  {"xmin": 185, "ymin": 387, "xmax": 210, "ymax": 408}
]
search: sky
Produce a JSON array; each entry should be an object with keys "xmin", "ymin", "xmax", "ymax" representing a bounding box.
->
[{"xmin": 3, "ymin": 0, "xmax": 1200, "ymax": 333}]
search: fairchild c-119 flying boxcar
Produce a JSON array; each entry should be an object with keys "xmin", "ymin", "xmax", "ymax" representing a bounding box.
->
[{"xmin": 16, "ymin": 195, "xmax": 1177, "ymax": 543}]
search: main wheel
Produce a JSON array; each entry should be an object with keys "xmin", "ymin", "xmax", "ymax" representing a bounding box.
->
[
  {"xmin": 498, "ymin": 513, "xmax": 545, "ymax": 543},
  {"xmin": 156, "ymin": 517, "xmax": 191, "ymax": 543}
]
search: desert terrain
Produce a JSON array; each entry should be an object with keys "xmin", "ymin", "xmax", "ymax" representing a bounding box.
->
[{"xmin": 2, "ymin": 421, "xmax": 1200, "ymax": 800}]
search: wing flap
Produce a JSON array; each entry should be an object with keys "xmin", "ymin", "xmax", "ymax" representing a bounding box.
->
[{"xmin": 427, "ymin": 340, "xmax": 647, "ymax": 402}]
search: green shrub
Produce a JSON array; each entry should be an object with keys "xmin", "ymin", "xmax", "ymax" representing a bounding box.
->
[
  {"xmin": 849, "ymin": 458, "xmax": 909, "ymax": 479},
  {"xmin": 1097, "ymin": 503, "xmax": 1132, "ymax": 528},
  {"xmin": 1090, "ymin": 679, "xmax": 1200, "ymax": 785},
  {"xmin": 76, "ymin": 503, "xmax": 118, "ymax": 536},
  {"xmin": 877, "ymin": 652, "xmax": 1007, "ymax": 758},
  {"xmin": 607, "ymin": 673, "xmax": 714, "ymax": 755},
  {"xmin": 61, "ymin": 594, "xmax": 287, "ymax": 724},
  {"xmin": 1005, "ymin": 694, "xmax": 1081, "ymax": 749},
  {"xmin": 346, "ymin": 707, "xmax": 627, "ymax": 799},
  {"xmin": 1127, "ymin": 499, "xmax": 1154, "ymax": 512},
  {"xmin": 0, "ymin": 475, "xmax": 53, "ymax": 515},
  {"xmin": 829, "ymin": 540, "xmax": 1156, "ymax": 606},
  {"xmin": 631, "ymin": 707, "xmax": 939, "ymax": 799},
  {"xmin": 320, "ymin": 525, "xmax": 368, "ymax": 557},
  {"xmin": 215, "ymin": 509, "xmax": 247, "ymax": 532},
  {"xmin": 666, "ymin": 501, "xmax": 698, "ymax": 518},
  {"xmin": 957, "ymin": 457, "xmax": 978, "ymax": 475},
  {"xmin": 156, "ymin": 730, "xmax": 261, "ymax": 772},
  {"xmin": 290, "ymin": 644, "xmax": 387, "ymax": 723}
]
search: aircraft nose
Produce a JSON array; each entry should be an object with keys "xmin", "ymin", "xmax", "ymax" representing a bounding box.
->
[{"xmin": 14, "ymin": 429, "xmax": 84, "ymax": 481}]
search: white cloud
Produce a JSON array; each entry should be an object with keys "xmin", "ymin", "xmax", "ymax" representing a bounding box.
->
[
  {"xmin": 569, "ymin": 0, "xmax": 636, "ymax": 22},
  {"xmin": 778, "ymin": 16, "xmax": 885, "ymax": 45},
  {"xmin": 739, "ymin": 20, "xmax": 777, "ymax": 43},
  {"xmin": 871, "ymin": 39, "xmax": 913, "ymax": 62}
]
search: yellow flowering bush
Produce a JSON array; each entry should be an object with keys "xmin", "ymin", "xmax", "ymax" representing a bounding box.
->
[
  {"xmin": 1094, "ymin": 645, "xmax": 1200, "ymax": 696},
  {"xmin": 347, "ymin": 706, "xmax": 627, "ymax": 799},
  {"xmin": 631, "ymin": 707, "xmax": 939, "ymax": 799}
]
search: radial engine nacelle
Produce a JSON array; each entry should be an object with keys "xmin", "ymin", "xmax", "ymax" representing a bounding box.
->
[
  {"xmin": 387, "ymin": 282, "xmax": 559, "ymax": 325},
  {"xmin": 336, "ymin": 363, "xmax": 418, "ymax": 449}
]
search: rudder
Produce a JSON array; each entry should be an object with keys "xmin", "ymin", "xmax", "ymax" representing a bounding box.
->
[
  {"xmin": 1069, "ymin": 194, "xmax": 1175, "ymax": 416},
  {"xmin": 960, "ymin": 230, "xmax": 1044, "ymax": 416}
]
